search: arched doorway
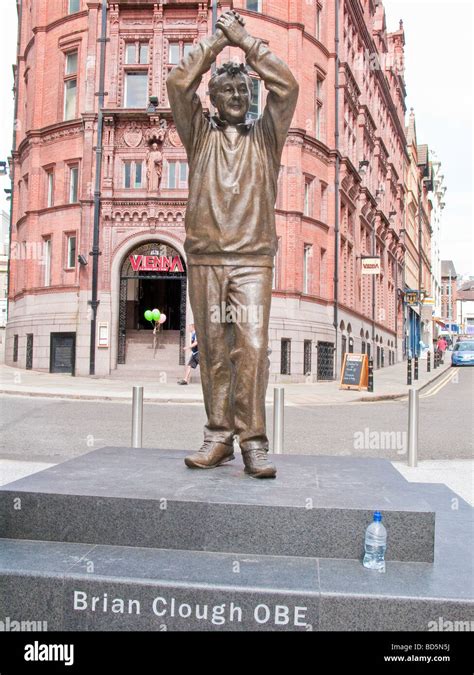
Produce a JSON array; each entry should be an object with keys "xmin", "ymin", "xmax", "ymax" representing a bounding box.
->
[{"xmin": 118, "ymin": 241, "xmax": 187, "ymax": 366}]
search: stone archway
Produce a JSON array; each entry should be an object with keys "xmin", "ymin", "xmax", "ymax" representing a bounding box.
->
[{"xmin": 110, "ymin": 232, "xmax": 187, "ymax": 370}]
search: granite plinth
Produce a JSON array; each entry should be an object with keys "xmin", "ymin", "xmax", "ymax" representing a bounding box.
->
[
  {"xmin": 1, "ymin": 449, "xmax": 473, "ymax": 631},
  {"xmin": 0, "ymin": 447, "xmax": 435, "ymax": 562}
]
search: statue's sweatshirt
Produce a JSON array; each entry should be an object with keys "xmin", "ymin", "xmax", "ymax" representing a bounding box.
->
[{"xmin": 166, "ymin": 33, "xmax": 299, "ymax": 268}]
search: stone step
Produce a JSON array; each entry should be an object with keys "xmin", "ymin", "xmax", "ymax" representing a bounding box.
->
[
  {"xmin": 0, "ymin": 448, "xmax": 435, "ymax": 562},
  {"xmin": 1, "ymin": 532, "xmax": 471, "ymax": 631}
]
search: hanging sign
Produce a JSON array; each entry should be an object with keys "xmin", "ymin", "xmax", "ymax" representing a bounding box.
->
[{"xmin": 361, "ymin": 257, "xmax": 381, "ymax": 275}]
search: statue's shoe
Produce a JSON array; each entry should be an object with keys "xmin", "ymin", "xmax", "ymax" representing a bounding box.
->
[
  {"xmin": 185, "ymin": 441, "xmax": 235, "ymax": 469},
  {"xmin": 242, "ymin": 448, "xmax": 277, "ymax": 479}
]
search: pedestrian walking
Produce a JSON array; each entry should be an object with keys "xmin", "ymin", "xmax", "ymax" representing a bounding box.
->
[{"xmin": 178, "ymin": 323, "xmax": 199, "ymax": 385}]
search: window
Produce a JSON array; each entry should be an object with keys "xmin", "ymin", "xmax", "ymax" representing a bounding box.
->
[
  {"xmin": 281, "ymin": 339, "xmax": 291, "ymax": 375},
  {"xmin": 316, "ymin": 3, "xmax": 322, "ymax": 40},
  {"xmin": 69, "ymin": 165, "xmax": 79, "ymax": 203},
  {"xmin": 125, "ymin": 42, "xmax": 149, "ymax": 65},
  {"xmin": 247, "ymin": 0, "xmax": 262, "ymax": 11},
  {"xmin": 304, "ymin": 340, "xmax": 312, "ymax": 375},
  {"xmin": 44, "ymin": 238, "xmax": 51, "ymax": 286},
  {"xmin": 64, "ymin": 52, "xmax": 78, "ymax": 120},
  {"xmin": 304, "ymin": 178, "xmax": 314, "ymax": 217},
  {"xmin": 320, "ymin": 248, "xmax": 327, "ymax": 296},
  {"xmin": 168, "ymin": 42, "xmax": 194, "ymax": 66},
  {"xmin": 13, "ymin": 334, "xmax": 18, "ymax": 363},
  {"xmin": 166, "ymin": 160, "xmax": 188, "ymax": 189},
  {"xmin": 168, "ymin": 42, "xmax": 180, "ymax": 65},
  {"xmin": 303, "ymin": 244, "xmax": 312, "ymax": 294},
  {"xmin": 68, "ymin": 0, "xmax": 80, "ymax": 13},
  {"xmin": 140, "ymin": 43, "xmax": 149, "ymax": 64},
  {"xmin": 124, "ymin": 72, "xmax": 148, "ymax": 108},
  {"xmin": 46, "ymin": 170, "xmax": 54, "ymax": 208},
  {"xmin": 315, "ymin": 76, "xmax": 324, "ymax": 140},
  {"xmin": 67, "ymin": 235, "xmax": 76, "ymax": 269},
  {"xmin": 320, "ymin": 183, "xmax": 328, "ymax": 221},
  {"xmin": 248, "ymin": 78, "xmax": 261, "ymax": 119},
  {"xmin": 123, "ymin": 161, "xmax": 144, "ymax": 189}
]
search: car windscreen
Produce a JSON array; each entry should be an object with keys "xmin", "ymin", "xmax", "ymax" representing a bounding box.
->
[{"xmin": 454, "ymin": 342, "xmax": 474, "ymax": 351}]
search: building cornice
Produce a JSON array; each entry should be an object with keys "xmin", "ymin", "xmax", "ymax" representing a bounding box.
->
[{"xmin": 17, "ymin": 120, "xmax": 83, "ymax": 158}]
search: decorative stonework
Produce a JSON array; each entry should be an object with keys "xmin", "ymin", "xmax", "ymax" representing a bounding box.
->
[
  {"xmin": 123, "ymin": 122, "xmax": 143, "ymax": 147},
  {"xmin": 41, "ymin": 125, "xmax": 82, "ymax": 145},
  {"xmin": 102, "ymin": 200, "xmax": 187, "ymax": 228},
  {"xmin": 165, "ymin": 125, "xmax": 183, "ymax": 148},
  {"xmin": 144, "ymin": 125, "xmax": 166, "ymax": 145}
]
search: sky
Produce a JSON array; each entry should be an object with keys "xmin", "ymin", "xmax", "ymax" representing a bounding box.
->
[{"xmin": 0, "ymin": 0, "xmax": 472, "ymax": 275}]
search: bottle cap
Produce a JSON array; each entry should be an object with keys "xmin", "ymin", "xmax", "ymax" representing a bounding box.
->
[{"xmin": 374, "ymin": 511, "xmax": 382, "ymax": 522}]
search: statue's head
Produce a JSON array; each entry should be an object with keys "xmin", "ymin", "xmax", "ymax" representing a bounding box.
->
[{"xmin": 209, "ymin": 62, "xmax": 253, "ymax": 125}]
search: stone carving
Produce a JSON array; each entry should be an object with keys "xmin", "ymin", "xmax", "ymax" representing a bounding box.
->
[
  {"xmin": 123, "ymin": 122, "xmax": 143, "ymax": 148},
  {"xmin": 146, "ymin": 142, "xmax": 163, "ymax": 192},
  {"xmin": 166, "ymin": 125, "xmax": 183, "ymax": 148}
]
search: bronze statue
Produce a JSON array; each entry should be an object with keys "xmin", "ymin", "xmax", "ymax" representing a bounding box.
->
[{"xmin": 167, "ymin": 10, "xmax": 298, "ymax": 478}]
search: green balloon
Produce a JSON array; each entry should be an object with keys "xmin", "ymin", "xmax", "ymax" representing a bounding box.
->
[
  {"xmin": 144, "ymin": 310, "xmax": 153, "ymax": 322},
  {"xmin": 152, "ymin": 309, "xmax": 161, "ymax": 321}
]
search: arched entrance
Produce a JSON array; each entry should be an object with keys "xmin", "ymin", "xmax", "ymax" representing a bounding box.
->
[{"xmin": 118, "ymin": 241, "xmax": 187, "ymax": 366}]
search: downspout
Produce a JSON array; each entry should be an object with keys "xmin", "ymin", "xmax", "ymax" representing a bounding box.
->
[
  {"xmin": 417, "ymin": 178, "xmax": 423, "ymax": 357},
  {"xmin": 372, "ymin": 217, "xmax": 376, "ymax": 355},
  {"xmin": 211, "ymin": 0, "xmax": 218, "ymax": 74},
  {"xmin": 333, "ymin": 0, "xmax": 340, "ymax": 377},
  {"xmin": 6, "ymin": 0, "xmax": 23, "ymax": 320},
  {"xmin": 89, "ymin": 0, "xmax": 108, "ymax": 375}
]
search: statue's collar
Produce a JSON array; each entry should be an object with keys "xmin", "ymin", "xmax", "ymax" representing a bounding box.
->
[{"xmin": 210, "ymin": 115, "xmax": 254, "ymax": 132}]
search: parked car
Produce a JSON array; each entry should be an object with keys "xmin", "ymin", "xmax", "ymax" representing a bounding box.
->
[{"xmin": 451, "ymin": 340, "xmax": 474, "ymax": 366}]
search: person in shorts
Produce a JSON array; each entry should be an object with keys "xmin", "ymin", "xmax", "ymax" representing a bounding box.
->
[{"xmin": 178, "ymin": 324, "xmax": 199, "ymax": 385}]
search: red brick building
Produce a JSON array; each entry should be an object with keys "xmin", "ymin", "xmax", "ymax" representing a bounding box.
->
[{"xmin": 7, "ymin": 0, "xmax": 409, "ymax": 380}]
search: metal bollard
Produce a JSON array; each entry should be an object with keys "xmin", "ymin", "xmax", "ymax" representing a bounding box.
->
[
  {"xmin": 433, "ymin": 350, "xmax": 438, "ymax": 369},
  {"xmin": 407, "ymin": 388, "xmax": 419, "ymax": 467},
  {"xmin": 427, "ymin": 351, "xmax": 431, "ymax": 373},
  {"xmin": 407, "ymin": 358, "xmax": 412, "ymax": 386},
  {"xmin": 414, "ymin": 355, "xmax": 419, "ymax": 381},
  {"xmin": 368, "ymin": 357, "xmax": 374, "ymax": 393},
  {"xmin": 272, "ymin": 386, "xmax": 284, "ymax": 454},
  {"xmin": 131, "ymin": 386, "xmax": 144, "ymax": 448}
]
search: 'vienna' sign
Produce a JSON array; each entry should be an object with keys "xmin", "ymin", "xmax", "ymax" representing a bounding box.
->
[{"xmin": 129, "ymin": 255, "xmax": 184, "ymax": 273}]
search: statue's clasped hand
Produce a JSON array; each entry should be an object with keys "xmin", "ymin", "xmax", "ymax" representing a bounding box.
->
[{"xmin": 216, "ymin": 10, "xmax": 249, "ymax": 48}]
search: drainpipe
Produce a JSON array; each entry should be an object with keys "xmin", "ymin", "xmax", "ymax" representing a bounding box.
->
[
  {"xmin": 417, "ymin": 178, "xmax": 423, "ymax": 357},
  {"xmin": 211, "ymin": 0, "xmax": 218, "ymax": 74},
  {"xmin": 6, "ymin": 0, "xmax": 23, "ymax": 321},
  {"xmin": 89, "ymin": 0, "xmax": 108, "ymax": 375},
  {"xmin": 333, "ymin": 0, "xmax": 340, "ymax": 378},
  {"xmin": 372, "ymin": 217, "xmax": 376, "ymax": 356}
]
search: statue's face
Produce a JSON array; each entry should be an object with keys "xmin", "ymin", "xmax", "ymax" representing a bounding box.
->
[{"xmin": 211, "ymin": 74, "xmax": 251, "ymax": 125}]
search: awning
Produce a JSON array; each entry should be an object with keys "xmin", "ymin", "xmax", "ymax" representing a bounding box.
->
[{"xmin": 432, "ymin": 317, "xmax": 446, "ymax": 327}]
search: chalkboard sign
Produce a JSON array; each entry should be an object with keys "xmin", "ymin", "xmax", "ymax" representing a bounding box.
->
[{"xmin": 340, "ymin": 353, "xmax": 369, "ymax": 390}]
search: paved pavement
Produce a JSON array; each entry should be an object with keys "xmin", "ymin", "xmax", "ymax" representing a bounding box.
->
[{"xmin": 0, "ymin": 358, "xmax": 453, "ymax": 406}]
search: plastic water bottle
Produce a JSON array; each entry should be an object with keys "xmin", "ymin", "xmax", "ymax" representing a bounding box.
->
[{"xmin": 363, "ymin": 511, "xmax": 387, "ymax": 572}]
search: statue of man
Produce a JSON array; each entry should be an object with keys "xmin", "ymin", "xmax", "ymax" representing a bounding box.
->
[
  {"xmin": 167, "ymin": 10, "xmax": 298, "ymax": 478},
  {"xmin": 146, "ymin": 142, "xmax": 163, "ymax": 192}
]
